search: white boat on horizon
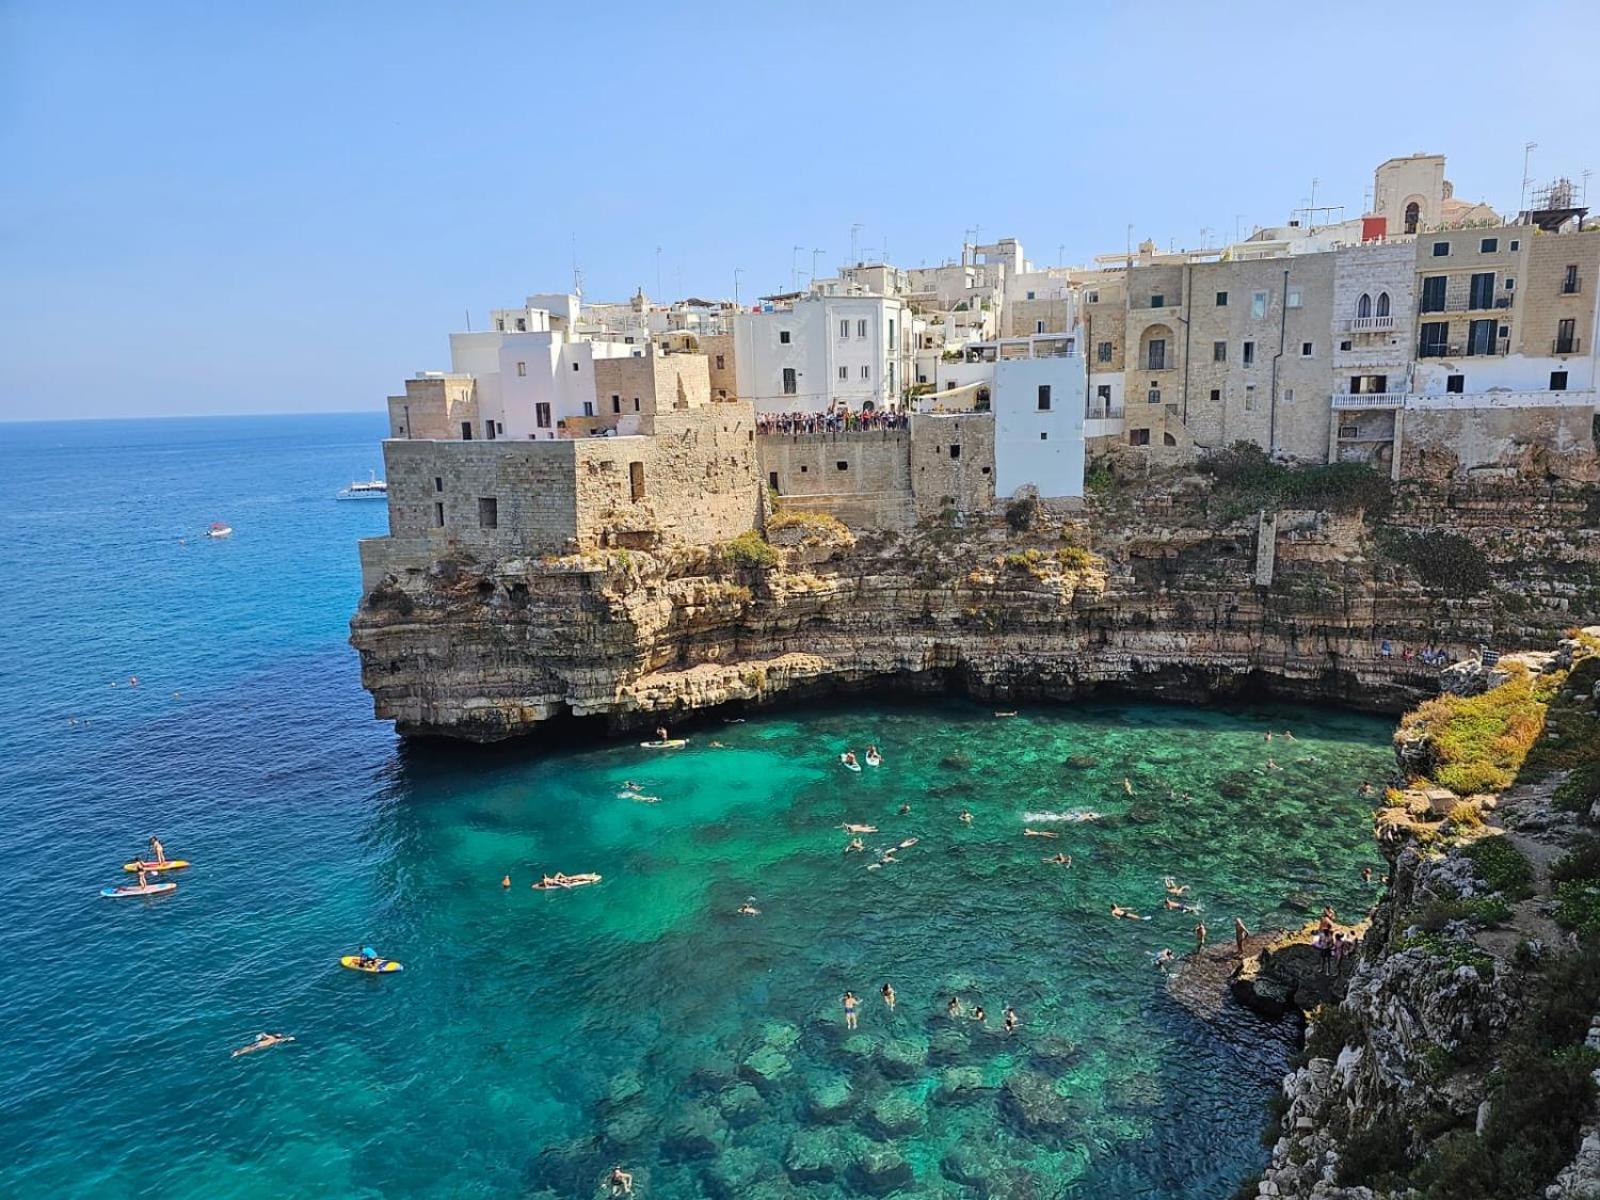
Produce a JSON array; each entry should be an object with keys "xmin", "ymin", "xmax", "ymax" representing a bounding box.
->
[
  {"xmin": 338, "ymin": 472, "xmax": 388, "ymax": 501},
  {"xmin": 206, "ymin": 522, "xmax": 233, "ymax": 539}
]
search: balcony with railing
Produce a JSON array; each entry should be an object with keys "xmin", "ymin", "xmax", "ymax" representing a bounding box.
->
[
  {"xmin": 1418, "ymin": 296, "xmax": 1513, "ymax": 315},
  {"xmin": 1344, "ymin": 315, "xmax": 1397, "ymax": 332},
  {"xmin": 1554, "ymin": 336, "xmax": 1582, "ymax": 355},
  {"xmin": 1331, "ymin": 392, "xmax": 1408, "ymax": 410}
]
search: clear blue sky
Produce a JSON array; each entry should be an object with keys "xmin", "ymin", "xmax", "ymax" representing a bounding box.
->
[{"xmin": 4, "ymin": 1, "xmax": 1597, "ymax": 419}]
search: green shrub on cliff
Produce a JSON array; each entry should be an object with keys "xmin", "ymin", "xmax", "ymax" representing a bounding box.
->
[
  {"xmin": 1305, "ymin": 1004, "xmax": 1366, "ymax": 1060},
  {"xmin": 717, "ymin": 531, "xmax": 779, "ymax": 570},
  {"xmin": 1401, "ymin": 667, "xmax": 1549, "ymax": 796},
  {"xmin": 1373, "ymin": 528, "xmax": 1492, "ymax": 596},
  {"xmin": 1460, "ymin": 836, "xmax": 1534, "ymax": 900},
  {"xmin": 1199, "ymin": 441, "xmax": 1391, "ymax": 517}
]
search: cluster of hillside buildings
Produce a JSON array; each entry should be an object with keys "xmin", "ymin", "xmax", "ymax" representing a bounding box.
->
[{"xmin": 363, "ymin": 154, "xmax": 1600, "ymax": 583}]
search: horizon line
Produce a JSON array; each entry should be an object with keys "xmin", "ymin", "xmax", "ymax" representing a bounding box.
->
[{"xmin": 0, "ymin": 408, "xmax": 388, "ymax": 425}]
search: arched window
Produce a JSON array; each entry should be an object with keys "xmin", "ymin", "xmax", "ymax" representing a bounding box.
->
[
  {"xmin": 1376, "ymin": 292, "xmax": 1391, "ymax": 317},
  {"xmin": 1357, "ymin": 293, "xmax": 1372, "ymax": 319},
  {"xmin": 1404, "ymin": 202, "xmax": 1420, "ymax": 235}
]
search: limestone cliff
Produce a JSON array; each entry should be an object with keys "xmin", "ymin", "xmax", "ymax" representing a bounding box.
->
[
  {"xmin": 1250, "ymin": 632, "xmax": 1600, "ymax": 1200},
  {"xmin": 349, "ymin": 469, "xmax": 1600, "ymax": 742}
]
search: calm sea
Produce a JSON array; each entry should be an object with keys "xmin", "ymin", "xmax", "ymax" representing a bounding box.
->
[{"xmin": 0, "ymin": 413, "xmax": 1392, "ymax": 1199}]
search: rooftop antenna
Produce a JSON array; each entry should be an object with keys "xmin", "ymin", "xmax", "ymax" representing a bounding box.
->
[
  {"xmin": 1583, "ymin": 169, "xmax": 1593, "ymax": 206},
  {"xmin": 465, "ymin": 308, "xmax": 472, "ymax": 333},
  {"xmin": 1309, "ymin": 177, "xmax": 1319, "ymax": 227},
  {"xmin": 1520, "ymin": 141, "xmax": 1538, "ymax": 215},
  {"xmin": 733, "ymin": 267, "xmax": 743, "ymax": 308},
  {"xmin": 1235, "ymin": 214, "xmax": 1245, "ymax": 244},
  {"xmin": 1199, "ymin": 226, "xmax": 1213, "ymax": 250},
  {"xmin": 1125, "ymin": 224, "xmax": 1133, "ymax": 268},
  {"xmin": 655, "ymin": 246, "xmax": 663, "ymax": 298},
  {"xmin": 571, "ymin": 231, "xmax": 582, "ymax": 299},
  {"xmin": 811, "ymin": 248, "xmax": 826, "ymax": 285},
  {"xmin": 791, "ymin": 245, "xmax": 806, "ymax": 292},
  {"xmin": 850, "ymin": 223, "xmax": 863, "ymax": 265},
  {"xmin": 1057, "ymin": 242, "xmax": 1065, "ymax": 266}
]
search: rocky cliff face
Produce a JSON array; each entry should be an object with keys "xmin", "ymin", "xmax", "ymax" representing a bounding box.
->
[
  {"xmin": 1251, "ymin": 634, "xmax": 1600, "ymax": 1200},
  {"xmin": 349, "ymin": 472, "xmax": 1600, "ymax": 742}
]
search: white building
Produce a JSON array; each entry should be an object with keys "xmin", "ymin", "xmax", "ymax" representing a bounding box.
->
[
  {"xmin": 452, "ymin": 295, "xmax": 637, "ymax": 440},
  {"xmin": 732, "ymin": 294, "xmax": 911, "ymax": 412}
]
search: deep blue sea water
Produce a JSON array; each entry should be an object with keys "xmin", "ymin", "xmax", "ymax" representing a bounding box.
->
[{"xmin": 0, "ymin": 414, "xmax": 1393, "ymax": 1199}]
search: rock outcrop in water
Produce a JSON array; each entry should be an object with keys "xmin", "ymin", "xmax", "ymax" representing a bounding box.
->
[
  {"xmin": 350, "ymin": 471, "xmax": 1600, "ymax": 742},
  {"xmin": 1251, "ymin": 631, "xmax": 1600, "ymax": 1200}
]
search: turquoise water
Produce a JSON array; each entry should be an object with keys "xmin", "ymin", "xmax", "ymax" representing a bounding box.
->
[{"xmin": 0, "ymin": 415, "xmax": 1392, "ymax": 1199}]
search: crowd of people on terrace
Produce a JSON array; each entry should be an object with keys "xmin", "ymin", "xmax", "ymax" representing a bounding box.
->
[{"xmin": 756, "ymin": 408, "xmax": 909, "ymax": 435}]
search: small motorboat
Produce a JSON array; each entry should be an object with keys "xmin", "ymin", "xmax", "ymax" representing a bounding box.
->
[{"xmin": 206, "ymin": 522, "xmax": 233, "ymax": 539}]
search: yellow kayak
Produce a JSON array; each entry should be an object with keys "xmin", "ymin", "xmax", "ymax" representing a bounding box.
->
[
  {"xmin": 339, "ymin": 955, "xmax": 403, "ymax": 974},
  {"xmin": 123, "ymin": 859, "xmax": 190, "ymax": 873}
]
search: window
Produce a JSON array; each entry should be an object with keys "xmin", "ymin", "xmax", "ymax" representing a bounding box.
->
[
  {"xmin": 1146, "ymin": 338, "xmax": 1166, "ymax": 370},
  {"xmin": 861, "ymin": 366, "xmax": 870, "ymax": 380},
  {"xmin": 516, "ymin": 361, "xmax": 527, "ymax": 377},
  {"xmin": 1128, "ymin": 428, "xmax": 1150, "ymax": 446},
  {"xmin": 1037, "ymin": 385, "xmax": 1052, "ymax": 410},
  {"xmin": 1287, "ymin": 288, "xmax": 1302, "ymax": 309},
  {"xmin": 1404, "ymin": 202, "xmax": 1420, "ymax": 234},
  {"xmin": 1556, "ymin": 318, "xmax": 1577, "ymax": 354},
  {"xmin": 633, "ymin": 398, "xmax": 640, "ymax": 412},
  {"xmin": 857, "ymin": 319, "xmax": 868, "ymax": 338},
  {"xmin": 1505, "ymin": 278, "xmax": 1515, "ymax": 291},
  {"xmin": 1466, "ymin": 319, "xmax": 1496, "ymax": 356},
  {"xmin": 1242, "ymin": 341, "xmax": 1255, "ymax": 366},
  {"xmin": 782, "ymin": 368, "xmax": 797, "ymax": 395},
  {"xmin": 768, "ymin": 471, "xmax": 779, "ymax": 491},
  {"xmin": 1039, "ymin": 432, "xmax": 1048, "ymax": 441},
  {"xmin": 1147, "ymin": 387, "xmax": 1161, "ymax": 405},
  {"xmin": 1446, "ymin": 374, "xmax": 1464, "ymax": 393},
  {"xmin": 1096, "ymin": 385, "xmax": 1112, "ymax": 402},
  {"xmin": 1035, "ymin": 320, "xmax": 1045, "ymax": 334},
  {"xmin": 433, "ymin": 501, "xmax": 444, "ymax": 527},
  {"xmin": 477, "ymin": 497, "xmax": 498, "ymax": 529},
  {"xmin": 582, "ymin": 401, "xmax": 594, "ymax": 417},
  {"xmin": 1244, "ymin": 386, "xmax": 1256, "ymax": 411},
  {"xmin": 485, "ymin": 420, "xmax": 496, "ymax": 440},
  {"xmin": 1419, "ymin": 276, "xmax": 1446, "ymax": 313},
  {"xmin": 629, "ymin": 461, "xmax": 645, "ymax": 501},
  {"xmin": 1339, "ymin": 424, "xmax": 1360, "ymax": 439},
  {"xmin": 1563, "ymin": 265, "xmax": 1580, "ymax": 294},
  {"xmin": 838, "ymin": 366, "xmax": 848, "ymax": 380},
  {"xmin": 1480, "ymin": 237, "xmax": 1498, "ymax": 253},
  {"xmin": 535, "ymin": 402, "xmax": 552, "ymax": 427},
  {"xmin": 1510, "ymin": 239, "xmax": 1520, "ymax": 251},
  {"xmin": 1150, "ymin": 293, "xmax": 1165, "ymax": 308},
  {"xmin": 836, "ymin": 460, "xmax": 848, "ymax": 471},
  {"xmin": 1209, "ymin": 388, "xmax": 1220, "ymax": 403},
  {"xmin": 840, "ymin": 320, "xmax": 850, "ymax": 339},
  {"xmin": 1087, "ymin": 291, "xmax": 1099, "ymax": 303},
  {"xmin": 1301, "ymin": 342, "xmax": 1313, "ymax": 357},
  {"xmin": 1376, "ymin": 292, "xmax": 1390, "ymax": 317},
  {"xmin": 1551, "ymin": 370, "xmax": 1569, "ymax": 391},
  {"xmin": 1357, "ymin": 293, "xmax": 1372, "ymax": 319},
  {"xmin": 461, "ymin": 422, "xmax": 473, "ymax": 440},
  {"xmin": 1341, "ymin": 340, "xmax": 1352, "ymax": 351},
  {"xmin": 495, "ymin": 319, "xmax": 504, "ymax": 331},
  {"xmin": 497, "ymin": 422, "xmax": 504, "ymax": 435},
  {"xmin": 717, "ymin": 389, "xmax": 727, "ymax": 400},
  {"xmin": 572, "ymin": 362, "xmax": 579, "ymax": 371},
  {"xmin": 432, "ymin": 475, "xmax": 444, "ymax": 493},
  {"xmin": 888, "ymin": 319, "xmax": 895, "ymax": 341},
  {"xmin": 715, "ymin": 354, "xmax": 725, "ymax": 370},
  {"xmin": 1212, "ymin": 340, "xmax": 1227, "ymax": 362},
  {"xmin": 779, "ymin": 330, "xmax": 791, "ymax": 344},
  {"xmin": 1026, "ymin": 291, "xmax": 1036, "ymax": 300},
  {"xmin": 1251, "ymin": 291, "xmax": 1268, "ymax": 319},
  {"xmin": 1432, "ymin": 241, "xmax": 1449, "ymax": 257},
  {"xmin": 1097, "ymin": 341, "xmax": 1113, "ymax": 363},
  {"xmin": 1418, "ymin": 322, "xmax": 1450, "ymax": 357},
  {"xmin": 611, "ymin": 394, "xmax": 621, "ymax": 414},
  {"xmin": 1215, "ymin": 291, "xmax": 1228, "ymax": 306},
  {"xmin": 1468, "ymin": 272, "xmax": 1495, "ymax": 310},
  {"xmin": 949, "ymin": 444, "xmax": 961, "ymax": 459},
  {"xmin": 516, "ymin": 317, "xmax": 526, "ymax": 332}
]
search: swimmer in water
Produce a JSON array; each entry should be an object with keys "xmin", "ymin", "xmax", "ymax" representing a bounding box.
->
[
  {"xmin": 1044, "ymin": 852, "xmax": 1072, "ymax": 866},
  {"xmin": 947, "ymin": 996, "xmax": 963, "ymax": 1019},
  {"xmin": 1024, "ymin": 829, "xmax": 1059, "ymax": 839},
  {"xmin": 1123, "ymin": 777, "xmax": 1133, "ymax": 795},
  {"xmin": 1361, "ymin": 866, "xmax": 1373, "ymax": 884},
  {"xmin": 501, "ymin": 874, "xmax": 511, "ymax": 888},
  {"xmin": 959, "ymin": 810, "xmax": 973, "ymax": 825},
  {"xmin": 971, "ymin": 1005, "xmax": 987, "ymax": 1025},
  {"xmin": 1154, "ymin": 949, "xmax": 1175, "ymax": 971},
  {"xmin": 1111, "ymin": 904, "xmax": 1143, "ymax": 921},
  {"xmin": 232, "ymin": 1032, "xmax": 294, "ymax": 1058},
  {"xmin": 846, "ymin": 838, "xmax": 865, "ymax": 853},
  {"xmin": 842, "ymin": 991, "xmax": 859, "ymax": 1030},
  {"xmin": 881, "ymin": 982, "xmax": 896, "ymax": 1010},
  {"xmin": 709, "ymin": 740, "xmax": 725, "ymax": 748},
  {"xmin": 1003, "ymin": 1006, "xmax": 1018, "ymax": 1033},
  {"xmin": 1163, "ymin": 897, "xmax": 1184, "ymax": 911},
  {"xmin": 608, "ymin": 1165, "xmax": 634, "ymax": 1196},
  {"xmin": 898, "ymin": 803, "xmax": 911, "ymax": 815},
  {"xmin": 1164, "ymin": 878, "xmax": 1189, "ymax": 896},
  {"xmin": 1266, "ymin": 758, "xmax": 1281, "ymax": 771},
  {"xmin": 737, "ymin": 899, "xmax": 760, "ymax": 916}
]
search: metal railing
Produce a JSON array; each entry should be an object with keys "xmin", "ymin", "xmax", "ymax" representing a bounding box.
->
[
  {"xmin": 1418, "ymin": 296, "xmax": 1509, "ymax": 314},
  {"xmin": 1553, "ymin": 337, "xmax": 1582, "ymax": 355},
  {"xmin": 1561, "ymin": 277, "xmax": 1583, "ymax": 295}
]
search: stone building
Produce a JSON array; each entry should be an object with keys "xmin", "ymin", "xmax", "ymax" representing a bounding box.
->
[
  {"xmin": 701, "ymin": 333, "xmax": 737, "ymax": 401},
  {"xmin": 387, "ymin": 373, "xmax": 480, "ymax": 441},
  {"xmin": 1330, "ymin": 241, "xmax": 1417, "ymax": 469}
]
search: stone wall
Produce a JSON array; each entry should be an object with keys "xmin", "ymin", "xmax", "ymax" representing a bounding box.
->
[
  {"xmin": 387, "ymin": 375, "xmax": 479, "ymax": 441},
  {"xmin": 1518, "ymin": 229, "xmax": 1600, "ymax": 357},
  {"xmin": 910, "ymin": 413, "xmax": 996, "ymax": 516},
  {"xmin": 1004, "ymin": 298, "xmax": 1071, "ymax": 338},
  {"xmin": 591, "ymin": 352, "xmax": 712, "ymax": 427},
  {"xmin": 701, "ymin": 334, "xmax": 737, "ymax": 401},
  {"xmin": 758, "ymin": 430, "xmax": 915, "ymax": 530},
  {"xmin": 1400, "ymin": 401, "xmax": 1598, "ymax": 479}
]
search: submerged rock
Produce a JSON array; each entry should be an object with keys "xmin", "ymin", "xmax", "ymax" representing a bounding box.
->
[
  {"xmin": 784, "ymin": 1128, "xmax": 844, "ymax": 1183},
  {"xmin": 849, "ymin": 1144, "xmax": 914, "ymax": 1195},
  {"xmin": 701, "ymin": 1145, "xmax": 767, "ymax": 1199},
  {"xmin": 933, "ymin": 1065, "xmax": 989, "ymax": 1104},
  {"xmin": 867, "ymin": 1090, "xmax": 925, "ymax": 1138},
  {"xmin": 929, "ymin": 1026, "xmax": 971, "ymax": 1063},
  {"xmin": 715, "ymin": 1081, "xmax": 763, "ymax": 1126},
  {"xmin": 740, "ymin": 1045, "xmax": 793, "ymax": 1089},
  {"xmin": 660, "ymin": 1102, "xmax": 725, "ymax": 1161},
  {"xmin": 1002, "ymin": 1069, "xmax": 1078, "ymax": 1134},
  {"xmin": 805, "ymin": 1074, "xmax": 855, "ymax": 1123},
  {"xmin": 875, "ymin": 1035, "xmax": 929, "ymax": 1080}
]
